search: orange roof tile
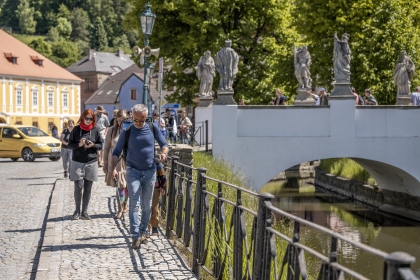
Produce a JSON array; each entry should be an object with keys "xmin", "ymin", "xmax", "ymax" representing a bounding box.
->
[{"xmin": 0, "ymin": 30, "xmax": 82, "ymax": 82}]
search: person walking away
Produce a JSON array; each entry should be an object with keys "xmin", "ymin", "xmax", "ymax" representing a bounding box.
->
[
  {"xmin": 60, "ymin": 120, "xmax": 75, "ymax": 178},
  {"xmin": 103, "ymin": 110, "xmax": 129, "ymax": 219},
  {"xmin": 153, "ymin": 113, "xmax": 167, "ymax": 138},
  {"xmin": 351, "ymin": 87, "xmax": 364, "ymax": 105},
  {"xmin": 307, "ymin": 87, "xmax": 329, "ymax": 106},
  {"xmin": 165, "ymin": 109, "xmax": 176, "ymax": 143},
  {"xmin": 68, "ymin": 109, "xmax": 102, "ymax": 220},
  {"xmin": 364, "ymin": 89, "xmax": 378, "ymax": 105},
  {"xmin": 273, "ymin": 89, "xmax": 286, "ymax": 105},
  {"xmin": 110, "ymin": 104, "xmax": 169, "ymax": 249},
  {"xmin": 409, "ymin": 86, "xmax": 420, "ymax": 105},
  {"xmin": 51, "ymin": 125, "xmax": 59, "ymax": 139},
  {"xmin": 179, "ymin": 110, "xmax": 192, "ymax": 144},
  {"xmin": 95, "ymin": 105, "xmax": 110, "ymax": 167}
]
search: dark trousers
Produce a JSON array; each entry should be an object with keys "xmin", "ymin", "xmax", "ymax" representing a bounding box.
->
[{"xmin": 74, "ymin": 179, "xmax": 93, "ymax": 213}]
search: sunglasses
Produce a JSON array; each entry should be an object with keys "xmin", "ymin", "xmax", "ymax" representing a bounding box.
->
[{"xmin": 85, "ymin": 117, "xmax": 94, "ymax": 121}]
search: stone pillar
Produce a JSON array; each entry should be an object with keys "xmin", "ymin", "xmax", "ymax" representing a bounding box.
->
[
  {"xmin": 162, "ymin": 144, "xmax": 193, "ymax": 166},
  {"xmin": 293, "ymin": 88, "xmax": 316, "ymax": 105},
  {"xmin": 396, "ymin": 96, "xmax": 411, "ymax": 105},
  {"xmin": 214, "ymin": 89, "xmax": 236, "ymax": 105},
  {"xmin": 331, "ymin": 81, "xmax": 353, "ymax": 97},
  {"xmin": 196, "ymin": 96, "xmax": 213, "ymax": 108}
]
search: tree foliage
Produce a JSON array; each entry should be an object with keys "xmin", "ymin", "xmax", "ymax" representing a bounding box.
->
[
  {"xmin": 90, "ymin": 17, "xmax": 108, "ymax": 51},
  {"xmin": 16, "ymin": 0, "xmax": 37, "ymax": 34},
  {"xmin": 124, "ymin": 0, "xmax": 300, "ymax": 106},
  {"xmin": 50, "ymin": 40, "xmax": 80, "ymax": 68},
  {"xmin": 70, "ymin": 8, "xmax": 90, "ymax": 42},
  {"xmin": 28, "ymin": 38, "xmax": 52, "ymax": 57}
]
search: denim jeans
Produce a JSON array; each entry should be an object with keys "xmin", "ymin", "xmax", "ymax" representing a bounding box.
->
[{"xmin": 126, "ymin": 166, "xmax": 156, "ymax": 238}]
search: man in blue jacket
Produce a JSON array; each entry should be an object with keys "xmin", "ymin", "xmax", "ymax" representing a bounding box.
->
[{"xmin": 110, "ymin": 104, "xmax": 169, "ymax": 249}]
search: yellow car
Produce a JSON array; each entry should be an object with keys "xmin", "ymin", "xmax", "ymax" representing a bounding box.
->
[{"xmin": 0, "ymin": 125, "xmax": 62, "ymax": 162}]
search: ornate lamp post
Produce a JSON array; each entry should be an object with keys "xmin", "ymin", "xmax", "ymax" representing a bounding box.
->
[
  {"xmin": 147, "ymin": 63, "xmax": 155, "ymax": 114},
  {"xmin": 140, "ymin": 1, "xmax": 156, "ymax": 117}
]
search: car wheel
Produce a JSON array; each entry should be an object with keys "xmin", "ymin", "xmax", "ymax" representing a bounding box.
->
[
  {"xmin": 22, "ymin": 148, "xmax": 35, "ymax": 162},
  {"xmin": 49, "ymin": 156, "xmax": 61, "ymax": 161},
  {"xmin": 10, "ymin": 158, "xmax": 19, "ymax": 162}
]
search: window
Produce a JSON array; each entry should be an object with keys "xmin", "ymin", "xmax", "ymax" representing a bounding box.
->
[
  {"xmin": 16, "ymin": 90, "xmax": 22, "ymax": 106},
  {"xmin": 86, "ymin": 78, "xmax": 94, "ymax": 90},
  {"xmin": 2, "ymin": 128, "xmax": 18, "ymax": 138},
  {"xmin": 32, "ymin": 91, "xmax": 38, "ymax": 106},
  {"xmin": 48, "ymin": 118, "xmax": 54, "ymax": 132},
  {"xmin": 15, "ymin": 117, "xmax": 22, "ymax": 125},
  {"xmin": 32, "ymin": 118, "xmax": 38, "ymax": 127},
  {"xmin": 130, "ymin": 89, "xmax": 137, "ymax": 100},
  {"xmin": 4, "ymin": 53, "xmax": 18, "ymax": 64},
  {"xmin": 30, "ymin": 56, "xmax": 43, "ymax": 66},
  {"xmin": 63, "ymin": 93, "xmax": 68, "ymax": 107},
  {"xmin": 48, "ymin": 92, "xmax": 53, "ymax": 107}
]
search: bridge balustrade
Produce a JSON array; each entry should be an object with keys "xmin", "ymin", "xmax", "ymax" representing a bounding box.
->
[{"xmin": 160, "ymin": 156, "xmax": 419, "ymax": 280}]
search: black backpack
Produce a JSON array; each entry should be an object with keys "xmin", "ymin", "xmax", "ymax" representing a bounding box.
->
[{"xmin": 122, "ymin": 121, "xmax": 156, "ymax": 162}]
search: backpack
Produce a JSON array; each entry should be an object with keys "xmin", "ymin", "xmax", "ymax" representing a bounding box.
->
[{"xmin": 122, "ymin": 121, "xmax": 156, "ymax": 162}]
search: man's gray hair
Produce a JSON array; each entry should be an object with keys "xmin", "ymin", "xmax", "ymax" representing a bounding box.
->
[{"xmin": 132, "ymin": 104, "xmax": 148, "ymax": 115}]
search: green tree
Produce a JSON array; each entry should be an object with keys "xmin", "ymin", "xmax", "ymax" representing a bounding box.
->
[
  {"xmin": 47, "ymin": 26, "xmax": 60, "ymax": 42},
  {"xmin": 112, "ymin": 34, "xmax": 130, "ymax": 52},
  {"xmin": 57, "ymin": 4, "xmax": 71, "ymax": 20},
  {"xmin": 70, "ymin": 8, "xmax": 91, "ymax": 42},
  {"xmin": 0, "ymin": 0, "xmax": 19, "ymax": 30},
  {"xmin": 16, "ymin": 0, "xmax": 37, "ymax": 34},
  {"xmin": 28, "ymin": 38, "xmax": 52, "ymax": 57},
  {"xmin": 292, "ymin": 0, "xmax": 420, "ymax": 104},
  {"xmin": 124, "ymin": 0, "xmax": 300, "ymax": 106},
  {"xmin": 50, "ymin": 40, "xmax": 80, "ymax": 67},
  {"xmin": 90, "ymin": 16, "xmax": 108, "ymax": 51},
  {"xmin": 55, "ymin": 17, "xmax": 72, "ymax": 39}
]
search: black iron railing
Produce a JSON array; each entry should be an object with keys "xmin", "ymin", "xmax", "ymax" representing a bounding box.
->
[{"xmin": 161, "ymin": 156, "xmax": 419, "ymax": 280}]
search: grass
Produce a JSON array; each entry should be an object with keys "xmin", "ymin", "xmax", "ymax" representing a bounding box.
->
[
  {"xmin": 319, "ymin": 158, "xmax": 377, "ymax": 186},
  {"xmin": 12, "ymin": 34, "xmax": 46, "ymax": 45},
  {"xmin": 185, "ymin": 152, "xmax": 320, "ymax": 279}
]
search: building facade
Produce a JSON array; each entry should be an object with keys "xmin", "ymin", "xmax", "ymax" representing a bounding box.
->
[{"xmin": 0, "ymin": 30, "xmax": 82, "ymax": 134}]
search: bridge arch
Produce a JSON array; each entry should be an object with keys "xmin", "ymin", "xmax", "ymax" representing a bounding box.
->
[{"xmin": 212, "ymin": 99, "xmax": 420, "ymax": 198}]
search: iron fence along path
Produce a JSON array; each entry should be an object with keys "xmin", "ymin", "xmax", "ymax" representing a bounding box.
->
[{"xmin": 160, "ymin": 156, "xmax": 418, "ymax": 280}]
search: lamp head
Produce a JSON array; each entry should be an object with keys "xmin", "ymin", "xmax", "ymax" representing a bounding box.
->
[{"xmin": 140, "ymin": 2, "xmax": 156, "ymax": 36}]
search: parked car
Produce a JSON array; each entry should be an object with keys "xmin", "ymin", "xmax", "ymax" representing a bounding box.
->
[{"xmin": 0, "ymin": 125, "xmax": 61, "ymax": 162}]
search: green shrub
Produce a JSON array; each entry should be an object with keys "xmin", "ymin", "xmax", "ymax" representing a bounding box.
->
[{"xmin": 319, "ymin": 158, "xmax": 377, "ymax": 185}]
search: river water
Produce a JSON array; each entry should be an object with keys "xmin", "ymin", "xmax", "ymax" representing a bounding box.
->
[{"xmin": 261, "ymin": 178, "xmax": 420, "ymax": 279}]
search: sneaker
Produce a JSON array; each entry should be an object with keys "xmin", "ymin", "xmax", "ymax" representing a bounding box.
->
[
  {"xmin": 81, "ymin": 212, "xmax": 91, "ymax": 220},
  {"xmin": 72, "ymin": 210, "xmax": 80, "ymax": 220},
  {"xmin": 145, "ymin": 230, "xmax": 151, "ymax": 239},
  {"xmin": 151, "ymin": 227, "xmax": 159, "ymax": 237},
  {"xmin": 140, "ymin": 233, "xmax": 148, "ymax": 245},
  {"xmin": 64, "ymin": 171, "xmax": 68, "ymax": 178},
  {"xmin": 132, "ymin": 237, "xmax": 141, "ymax": 249}
]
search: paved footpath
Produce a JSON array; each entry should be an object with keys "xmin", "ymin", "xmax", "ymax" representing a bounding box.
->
[{"xmin": 36, "ymin": 173, "xmax": 197, "ymax": 280}]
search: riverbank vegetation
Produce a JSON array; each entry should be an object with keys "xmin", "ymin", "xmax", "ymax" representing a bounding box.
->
[
  {"xmin": 319, "ymin": 158, "xmax": 377, "ymax": 186},
  {"xmin": 191, "ymin": 152, "xmax": 321, "ymax": 278}
]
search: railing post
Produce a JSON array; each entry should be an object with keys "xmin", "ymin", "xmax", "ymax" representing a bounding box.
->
[
  {"xmin": 383, "ymin": 252, "xmax": 416, "ymax": 280},
  {"xmin": 214, "ymin": 182, "xmax": 223, "ymax": 279},
  {"xmin": 233, "ymin": 189, "xmax": 243, "ymax": 280},
  {"xmin": 183, "ymin": 168, "xmax": 193, "ymax": 247},
  {"xmin": 192, "ymin": 167, "xmax": 207, "ymax": 278},
  {"xmin": 175, "ymin": 165, "xmax": 184, "ymax": 238},
  {"xmin": 252, "ymin": 192, "xmax": 274, "ymax": 280},
  {"xmin": 166, "ymin": 156, "xmax": 179, "ymax": 238},
  {"xmin": 287, "ymin": 222, "xmax": 301, "ymax": 280},
  {"xmin": 205, "ymin": 120, "xmax": 208, "ymax": 152}
]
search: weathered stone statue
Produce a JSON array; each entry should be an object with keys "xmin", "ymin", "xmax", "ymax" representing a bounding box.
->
[
  {"xmin": 195, "ymin": 50, "xmax": 216, "ymax": 97},
  {"xmin": 293, "ymin": 46, "xmax": 312, "ymax": 88},
  {"xmin": 333, "ymin": 32, "xmax": 351, "ymax": 81},
  {"xmin": 394, "ymin": 50, "xmax": 415, "ymax": 96},
  {"xmin": 215, "ymin": 40, "xmax": 239, "ymax": 90}
]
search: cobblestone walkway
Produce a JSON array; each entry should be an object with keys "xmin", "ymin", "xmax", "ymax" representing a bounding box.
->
[{"xmin": 36, "ymin": 176, "xmax": 197, "ymax": 280}]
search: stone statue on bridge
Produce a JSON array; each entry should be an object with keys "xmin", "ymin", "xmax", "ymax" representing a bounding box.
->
[
  {"xmin": 333, "ymin": 32, "xmax": 351, "ymax": 82},
  {"xmin": 394, "ymin": 50, "xmax": 415, "ymax": 96},
  {"xmin": 215, "ymin": 40, "xmax": 239, "ymax": 91},
  {"xmin": 195, "ymin": 50, "xmax": 216, "ymax": 97},
  {"xmin": 293, "ymin": 46, "xmax": 312, "ymax": 89}
]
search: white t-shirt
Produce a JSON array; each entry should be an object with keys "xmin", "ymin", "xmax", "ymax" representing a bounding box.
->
[{"xmin": 172, "ymin": 119, "xmax": 177, "ymax": 133}]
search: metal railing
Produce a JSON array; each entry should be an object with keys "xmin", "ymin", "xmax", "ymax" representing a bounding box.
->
[
  {"xmin": 161, "ymin": 156, "xmax": 419, "ymax": 280},
  {"xmin": 191, "ymin": 120, "xmax": 209, "ymax": 151}
]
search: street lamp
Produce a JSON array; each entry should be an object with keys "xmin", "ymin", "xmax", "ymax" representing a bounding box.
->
[
  {"xmin": 140, "ymin": 1, "xmax": 156, "ymax": 118},
  {"xmin": 147, "ymin": 63, "xmax": 155, "ymax": 114}
]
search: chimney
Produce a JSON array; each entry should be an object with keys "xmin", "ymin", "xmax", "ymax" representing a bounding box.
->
[
  {"xmin": 117, "ymin": 48, "xmax": 124, "ymax": 58},
  {"xmin": 88, "ymin": 49, "xmax": 96, "ymax": 60}
]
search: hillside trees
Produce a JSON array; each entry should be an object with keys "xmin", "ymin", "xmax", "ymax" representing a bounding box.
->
[
  {"xmin": 124, "ymin": 0, "xmax": 300, "ymax": 106},
  {"xmin": 16, "ymin": 0, "xmax": 37, "ymax": 34},
  {"xmin": 292, "ymin": 0, "xmax": 420, "ymax": 104}
]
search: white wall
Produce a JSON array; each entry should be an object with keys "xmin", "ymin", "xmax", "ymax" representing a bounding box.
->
[
  {"xmin": 212, "ymin": 101, "xmax": 420, "ymax": 196},
  {"xmin": 195, "ymin": 107, "xmax": 212, "ymax": 145}
]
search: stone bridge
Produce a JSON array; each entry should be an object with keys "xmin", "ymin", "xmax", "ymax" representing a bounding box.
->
[{"xmin": 212, "ymin": 98, "xmax": 420, "ymax": 200}]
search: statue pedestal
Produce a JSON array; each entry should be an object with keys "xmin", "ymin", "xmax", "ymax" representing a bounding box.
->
[
  {"xmin": 331, "ymin": 81, "xmax": 353, "ymax": 97},
  {"xmin": 294, "ymin": 88, "xmax": 316, "ymax": 105},
  {"xmin": 214, "ymin": 89, "xmax": 236, "ymax": 105},
  {"xmin": 196, "ymin": 96, "xmax": 213, "ymax": 108},
  {"xmin": 396, "ymin": 96, "xmax": 411, "ymax": 105}
]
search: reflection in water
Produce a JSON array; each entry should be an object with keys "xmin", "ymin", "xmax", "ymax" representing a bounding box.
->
[{"xmin": 262, "ymin": 179, "xmax": 420, "ymax": 279}]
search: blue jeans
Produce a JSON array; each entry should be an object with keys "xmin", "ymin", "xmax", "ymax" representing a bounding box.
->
[{"xmin": 126, "ymin": 166, "xmax": 156, "ymax": 238}]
